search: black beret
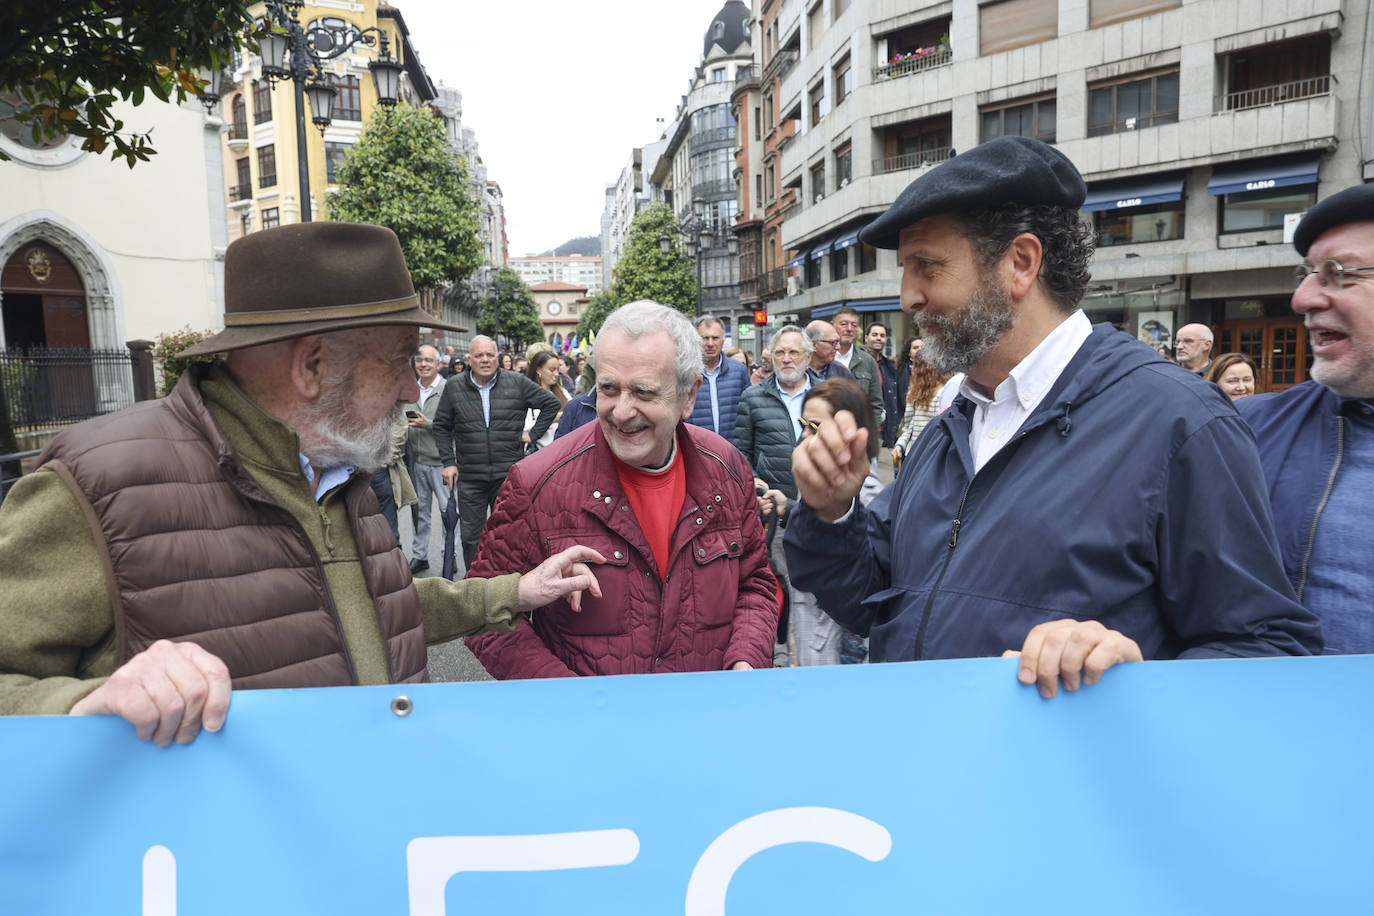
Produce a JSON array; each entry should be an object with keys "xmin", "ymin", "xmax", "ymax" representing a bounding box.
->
[
  {"xmin": 1293, "ymin": 183, "xmax": 1374, "ymax": 256},
  {"xmin": 859, "ymin": 137, "xmax": 1087, "ymax": 250}
]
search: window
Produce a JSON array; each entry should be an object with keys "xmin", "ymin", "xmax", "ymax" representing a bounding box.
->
[
  {"xmin": 711, "ymin": 68, "xmax": 727, "ymax": 83},
  {"xmin": 1094, "ymin": 200, "xmax": 1185, "ymax": 246},
  {"xmin": 756, "ymin": 174, "xmax": 764, "ymax": 208},
  {"xmin": 834, "ymin": 142, "xmax": 852, "ymax": 190},
  {"xmin": 257, "ymin": 144, "xmax": 276, "ymax": 188},
  {"xmin": 981, "ymin": 95, "xmax": 1056, "ymax": 142},
  {"xmin": 833, "ymin": 55, "xmax": 852, "ymax": 105},
  {"xmin": 233, "ymin": 158, "xmax": 251, "ymax": 200},
  {"xmin": 261, "ymin": 207, "xmax": 279, "ymax": 229},
  {"xmin": 833, "ymin": 0, "xmax": 851, "ymax": 20},
  {"xmin": 325, "ymin": 142, "xmax": 351, "ymax": 184},
  {"xmin": 809, "ymin": 81, "xmax": 827, "ymax": 126},
  {"xmin": 690, "ymin": 103, "xmax": 735, "ymax": 139},
  {"xmin": 714, "ymin": 21, "xmax": 725, "ymax": 39},
  {"xmin": 765, "ymin": 163, "xmax": 775, "ymax": 202},
  {"xmin": 230, "ymin": 95, "xmax": 247, "ymax": 137},
  {"xmin": 1089, "ymin": 0, "xmax": 1180, "ymax": 29},
  {"xmin": 805, "ymin": 254, "xmax": 822, "ymax": 288},
  {"xmin": 753, "ymin": 107, "xmax": 761, "ymax": 140},
  {"xmin": 810, "ymin": 161, "xmax": 826, "ymax": 202},
  {"xmin": 1088, "ymin": 69, "xmax": 1178, "ymax": 136},
  {"xmin": 252, "ymin": 80, "xmax": 272, "ymax": 123},
  {"xmin": 831, "ymin": 248, "xmax": 849, "ymax": 280},
  {"xmin": 980, "ymin": 0, "xmax": 1057, "ymax": 56},
  {"xmin": 808, "ymin": 2, "xmax": 825, "ymax": 50},
  {"xmin": 329, "ymin": 74, "xmax": 361, "ymax": 121},
  {"xmin": 763, "ymin": 92, "xmax": 774, "ymax": 130},
  {"xmin": 1220, "ymin": 184, "xmax": 1316, "ymax": 233},
  {"xmin": 240, "ymin": 212, "xmax": 252, "ymax": 237},
  {"xmin": 859, "ymin": 243, "xmax": 878, "ymax": 274},
  {"xmin": 1224, "ymin": 35, "xmax": 1332, "ymax": 111}
]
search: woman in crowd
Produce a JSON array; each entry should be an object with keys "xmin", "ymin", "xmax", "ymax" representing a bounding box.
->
[
  {"xmin": 724, "ymin": 346, "xmax": 750, "ymax": 369},
  {"xmin": 523, "ymin": 349, "xmax": 569, "ymax": 452},
  {"xmin": 1205, "ymin": 352, "xmax": 1258, "ymax": 401},
  {"xmin": 894, "ymin": 336, "xmax": 922, "ymax": 418},
  {"xmin": 499, "ymin": 351, "xmax": 514, "ymax": 371},
  {"xmin": 891, "ymin": 355, "xmax": 950, "ymax": 470}
]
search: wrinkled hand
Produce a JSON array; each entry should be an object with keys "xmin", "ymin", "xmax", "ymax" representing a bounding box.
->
[
  {"xmin": 891, "ymin": 446, "xmax": 904, "ymax": 465},
  {"xmin": 441, "ymin": 465, "xmax": 459, "ymax": 488},
  {"xmin": 70, "ymin": 640, "xmax": 231, "ymax": 746},
  {"xmin": 518, "ymin": 545, "xmax": 606, "ymax": 613},
  {"xmin": 756, "ymin": 489, "xmax": 787, "ymax": 518},
  {"xmin": 1003, "ymin": 619, "xmax": 1143, "ymax": 698},
  {"xmin": 407, "ymin": 413, "xmax": 428, "ymax": 428},
  {"xmin": 791, "ymin": 409, "xmax": 870, "ymax": 522}
]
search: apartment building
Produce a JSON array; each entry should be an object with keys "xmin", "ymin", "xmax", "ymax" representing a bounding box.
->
[
  {"xmin": 742, "ymin": 0, "xmax": 1368, "ymax": 390},
  {"xmin": 509, "ymin": 256, "xmax": 604, "ymax": 294}
]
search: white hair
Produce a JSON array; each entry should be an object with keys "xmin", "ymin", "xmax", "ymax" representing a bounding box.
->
[
  {"xmin": 768, "ymin": 324, "xmax": 812, "ymax": 354},
  {"xmin": 599, "ymin": 300, "xmax": 704, "ymax": 394}
]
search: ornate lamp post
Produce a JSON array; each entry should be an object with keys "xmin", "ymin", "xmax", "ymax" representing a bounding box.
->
[
  {"xmin": 256, "ymin": 0, "xmax": 404, "ymax": 222},
  {"xmin": 659, "ymin": 217, "xmax": 740, "ymax": 318}
]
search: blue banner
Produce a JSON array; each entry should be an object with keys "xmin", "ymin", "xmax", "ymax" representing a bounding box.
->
[{"xmin": 1, "ymin": 656, "xmax": 1370, "ymax": 914}]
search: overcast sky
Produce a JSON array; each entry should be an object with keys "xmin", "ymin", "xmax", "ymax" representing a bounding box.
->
[{"xmin": 395, "ymin": 0, "xmax": 738, "ymax": 257}]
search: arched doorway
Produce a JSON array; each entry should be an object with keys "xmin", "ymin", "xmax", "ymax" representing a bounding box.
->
[{"xmin": 1, "ymin": 241, "xmax": 90, "ymax": 350}]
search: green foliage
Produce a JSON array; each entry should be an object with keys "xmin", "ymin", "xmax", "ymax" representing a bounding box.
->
[
  {"xmin": 0, "ymin": 1, "xmax": 258, "ymax": 166},
  {"xmin": 479, "ymin": 268, "xmax": 545, "ymax": 351},
  {"xmin": 328, "ymin": 104, "xmax": 483, "ymax": 292},
  {"xmin": 153, "ymin": 327, "xmax": 220, "ymax": 396},
  {"xmin": 575, "ymin": 291, "xmax": 618, "ymax": 341},
  {"xmin": 606, "ymin": 202, "xmax": 697, "ymax": 322}
]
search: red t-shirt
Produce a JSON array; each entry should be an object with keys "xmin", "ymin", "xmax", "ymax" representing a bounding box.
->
[{"xmin": 613, "ymin": 447, "xmax": 686, "ymax": 580}]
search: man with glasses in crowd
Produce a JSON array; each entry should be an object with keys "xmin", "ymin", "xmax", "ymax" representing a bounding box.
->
[
  {"xmin": 1174, "ymin": 324, "xmax": 1214, "ymax": 374},
  {"xmin": 804, "ymin": 320, "xmax": 854, "ymax": 381},
  {"xmin": 404, "ymin": 345, "xmax": 447, "ymax": 575},
  {"xmin": 1238, "ymin": 183, "xmax": 1374, "ymax": 654}
]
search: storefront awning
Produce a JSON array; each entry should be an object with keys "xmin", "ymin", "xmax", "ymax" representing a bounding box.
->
[
  {"xmin": 809, "ymin": 239, "xmax": 832, "ymax": 261},
  {"xmin": 811, "ymin": 298, "xmax": 900, "ymax": 318},
  {"xmin": 830, "ymin": 225, "xmax": 867, "ymax": 252},
  {"xmin": 785, "ymin": 251, "xmax": 808, "ymax": 268},
  {"xmin": 1207, "ymin": 155, "xmax": 1321, "ymax": 196},
  {"xmin": 1082, "ymin": 175, "xmax": 1185, "ymax": 212}
]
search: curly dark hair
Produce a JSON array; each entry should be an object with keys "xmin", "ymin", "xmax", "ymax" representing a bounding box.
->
[
  {"xmin": 804, "ymin": 378, "xmax": 880, "ymax": 460},
  {"xmin": 951, "ymin": 204, "xmax": 1095, "ymax": 313}
]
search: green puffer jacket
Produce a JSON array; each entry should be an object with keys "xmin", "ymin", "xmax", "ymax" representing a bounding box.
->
[{"xmin": 733, "ymin": 370, "xmax": 820, "ymax": 500}]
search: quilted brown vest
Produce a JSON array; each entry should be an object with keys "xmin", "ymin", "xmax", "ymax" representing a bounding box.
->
[{"xmin": 38, "ymin": 370, "xmax": 427, "ymax": 689}]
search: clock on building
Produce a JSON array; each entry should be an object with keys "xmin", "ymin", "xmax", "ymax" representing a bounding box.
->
[{"xmin": 548, "ymin": 301, "xmax": 562, "ymax": 315}]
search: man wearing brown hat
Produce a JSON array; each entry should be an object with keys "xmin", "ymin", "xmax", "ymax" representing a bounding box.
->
[
  {"xmin": 785, "ymin": 136, "xmax": 1321, "ymax": 697},
  {"xmin": 1238, "ymin": 183, "xmax": 1374, "ymax": 654},
  {"xmin": 0, "ymin": 222, "xmax": 602, "ymax": 746}
]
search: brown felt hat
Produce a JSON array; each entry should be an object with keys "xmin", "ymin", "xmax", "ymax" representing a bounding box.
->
[{"xmin": 179, "ymin": 222, "xmax": 467, "ymax": 357}]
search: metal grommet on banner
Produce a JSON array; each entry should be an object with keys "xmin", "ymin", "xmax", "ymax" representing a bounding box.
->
[{"xmin": 391, "ymin": 695, "xmax": 413, "ymax": 717}]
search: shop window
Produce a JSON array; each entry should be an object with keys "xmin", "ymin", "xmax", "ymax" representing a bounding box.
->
[
  {"xmin": 980, "ymin": 0, "xmax": 1057, "ymax": 56},
  {"xmin": 1220, "ymin": 184, "xmax": 1316, "ymax": 233},
  {"xmin": 980, "ymin": 95, "xmax": 1056, "ymax": 143},
  {"xmin": 1094, "ymin": 200, "xmax": 1185, "ymax": 247},
  {"xmin": 1089, "ymin": 0, "xmax": 1180, "ymax": 29},
  {"xmin": 1088, "ymin": 69, "xmax": 1178, "ymax": 136}
]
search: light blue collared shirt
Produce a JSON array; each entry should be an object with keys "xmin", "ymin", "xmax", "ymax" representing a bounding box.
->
[
  {"xmin": 778, "ymin": 376, "xmax": 812, "ymax": 440},
  {"xmin": 298, "ymin": 455, "xmax": 354, "ymax": 504},
  {"xmin": 469, "ymin": 371, "xmax": 498, "ymax": 426},
  {"xmin": 703, "ymin": 360, "xmax": 724, "ymax": 433}
]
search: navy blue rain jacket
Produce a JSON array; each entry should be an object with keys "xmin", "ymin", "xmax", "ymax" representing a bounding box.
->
[
  {"xmin": 689, "ymin": 355, "xmax": 751, "ymax": 442},
  {"xmin": 785, "ymin": 323, "xmax": 1323, "ymax": 662},
  {"xmin": 1236, "ymin": 381, "xmax": 1354, "ymax": 604}
]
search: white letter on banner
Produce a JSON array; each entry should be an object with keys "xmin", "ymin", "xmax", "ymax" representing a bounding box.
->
[
  {"xmin": 142, "ymin": 845, "xmax": 176, "ymax": 916},
  {"xmin": 684, "ymin": 807, "xmax": 892, "ymax": 916},
  {"xmin": 406, "ymin": 829, "xmax": 640, "ymax": 916}
]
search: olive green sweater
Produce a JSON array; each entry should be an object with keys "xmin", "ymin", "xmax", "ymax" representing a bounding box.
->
[{"xmin": 0, "ymin": 365, "xmax": 521, "ymax": 716}]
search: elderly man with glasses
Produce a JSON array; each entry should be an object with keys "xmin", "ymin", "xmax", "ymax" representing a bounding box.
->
[
  {"xmin": 1173, "ymin": 324, "xmax": 1214, "ymax": 374},
  {"xmin": 1238, "ymin": 184, "xmax": 1374, "ymax": 654},
  {"xmin": 804, "ymin": 320, "xmax": 854, "ymax": 382}
]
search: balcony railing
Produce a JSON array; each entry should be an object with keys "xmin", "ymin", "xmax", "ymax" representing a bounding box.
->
[
  {"xmin": 776, "ymin": 49, "xmax": 799, "ymax": 79},
  {"xmin": 259, "ymin": 172, "xmax": 277, "ymax": 188},
  {"xmin": 1219, "ymin": 75, "xmax": 1333, "ymax": 112},
  {"xmin": 693, "ymin": 178, "xmax": 737, "ymax": 199},
  {"xmin": 873, "ymin": 147, "xmax": 956, "ymax": 175},
  {"xmin": 690, "ymin": 126, "xmax": 737, "ymax": 153},
  {"xmin": 761, "ymin": 267, "xmax": 788, "ymax": 300},
  {"xmin": 873, "ymin": 49, "xmax": 953, "ymax": 82},
  {"xmin": 228, "ymin": 120, "xmax": 249, "ymax": 140},
  {"xmin": 229, "ymin": 183, "xmax": 253, "ymax": 202}
]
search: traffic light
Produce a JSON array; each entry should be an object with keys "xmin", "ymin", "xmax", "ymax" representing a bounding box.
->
[{"xmin": 753, "ymin": 309, "xmax": 769, "ymax": 325}]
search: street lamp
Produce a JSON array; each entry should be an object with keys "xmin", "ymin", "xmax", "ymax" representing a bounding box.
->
[
  {"xmin": 256, "ymin": 0, "xmax": 405, "ymax": 221},
  {"xmin": 660, "ymin": 216, "xmax": 738, "ymax": 317}
]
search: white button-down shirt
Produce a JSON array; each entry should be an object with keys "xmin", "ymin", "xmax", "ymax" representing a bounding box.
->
[{"xmin": 959, "ymin": 309, "xmax": 1092, "ymax": 472}]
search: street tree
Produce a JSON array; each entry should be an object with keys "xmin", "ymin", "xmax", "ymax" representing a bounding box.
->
[
  {"xmin": 608, "ymin": 202, "xmax": 696, "ymax": 317},
  {"xmin": 574, "ymin": 291, "xmax": 617, "ymax": 341},
  {"xmin": 0, "ymin": 1, "xmax": 257, "ymax": 165},
  {"xmin": 329, "ymin": 103, "xmax": 482, "ymax": 292},
  {"xmin": 479, "ymin": 268, "xmax": 545, "ymax": 352}
]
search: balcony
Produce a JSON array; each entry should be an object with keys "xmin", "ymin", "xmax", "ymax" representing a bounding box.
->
[
  {"xmin": 227, "ymin": 120, "xmax": 249, "ymax": 153},
  {"xmin": 1218, "ymin": 75, "xmax": 1333, "ymax": 113},
  {"xmin": 873, "ymin": 147, "xmax": 956, "ymax": 175},
  {"xmin": 772, "ymin": 49, "xmax": 799, "ymax": 80},
  {"xmin": 693, "ymin": 178, "xmax": 737, "ymax": 199},
  {"xmin": 760, "ymin": 267, "xmax": 788, "ymax": 300},
  {"xmin": 228, "ymin": 183, "xmax": 253, "ymax": 205},
  {"xmin": 873, "ymin": 48, "xmax": 953, "ymax": 82},
  {"xmin": 690, "ymin": 126, "xmax": 737, "ymax": 154}
]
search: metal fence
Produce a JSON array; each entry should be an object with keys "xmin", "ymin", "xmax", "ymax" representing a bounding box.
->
[
  {"xmin": 1220, "ymin": 75, "xmax": 1333, "ymax": 112},
  {"xmin": 873, "ymin": 146, "xmax": 957, "ymax": 175},
  {"xmin": 0, "ymin": 347, "xmax": 136, "ymax": 434}
]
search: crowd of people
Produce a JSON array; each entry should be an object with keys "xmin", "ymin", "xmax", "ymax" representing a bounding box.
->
[{"xmin": 0, "ymin": 136, "xmax": 1368, "ymax": 745}]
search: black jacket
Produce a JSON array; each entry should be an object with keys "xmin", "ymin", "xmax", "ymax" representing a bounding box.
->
[{"xmin": 432, "ymin": 369, "xmax": 561, "ymax": 482}]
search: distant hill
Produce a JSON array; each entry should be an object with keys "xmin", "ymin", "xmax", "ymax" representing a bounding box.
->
[{"xmin": 539, "ymin": 236, "xmax": 601, "ymax": 257}]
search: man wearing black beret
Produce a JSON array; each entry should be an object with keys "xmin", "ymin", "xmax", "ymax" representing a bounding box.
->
[
  {"xmin": 1237, "ymin": 183, "xmax": 1374, "ymax": 654},
  {"xmin": 785, "ymin": 136, "xmax": 1322, "ymax": 696}
]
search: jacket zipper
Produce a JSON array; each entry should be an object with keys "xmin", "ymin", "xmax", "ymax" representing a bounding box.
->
[
  {"xmin": 913, "ymin": 477, "xmax": 974, "ymax": 660},
  {"xmin": 1296, "ymin": 415, "xmax": 1344, "ymax": 602}
]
